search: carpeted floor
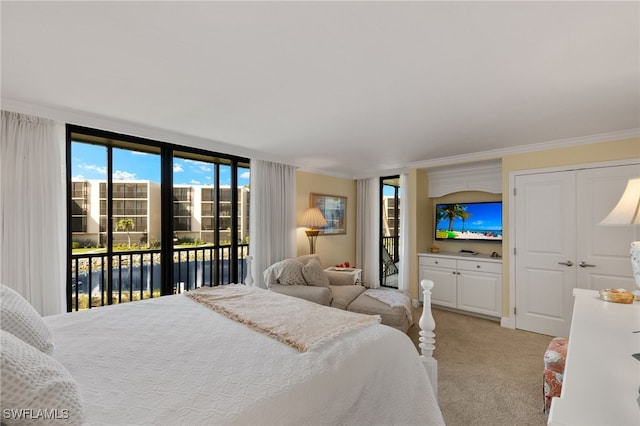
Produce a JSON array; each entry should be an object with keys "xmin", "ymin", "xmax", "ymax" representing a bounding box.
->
[{"xmin": 407, "ymin": 307, "xmax": 553, "ymax": 426}]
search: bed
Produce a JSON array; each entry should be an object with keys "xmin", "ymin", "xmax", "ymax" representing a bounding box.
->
[{"xmin": 2, "ymin": 278, "xmax": 443, "ymax": 425}]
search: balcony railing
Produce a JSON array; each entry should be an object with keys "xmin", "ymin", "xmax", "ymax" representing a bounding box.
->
[
  {"xmin": 382, "ymin": 236, "xmax": 399, "ymax": 263},
  {"xmin": 382, "ymin": 235, "xmax": 400, "ymax": 289},
  {"xmin": 70, "ymin": 243, "xmax": 249, "ymax": 312}
]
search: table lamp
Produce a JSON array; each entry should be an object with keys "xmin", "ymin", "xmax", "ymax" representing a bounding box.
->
[
  {"xmin": 300, "ymin": 207, "xmax": 327, "ymax": 254},
  {"xmin": 600, "ymin": 177, "xmax": 640, "ymax": 296}
]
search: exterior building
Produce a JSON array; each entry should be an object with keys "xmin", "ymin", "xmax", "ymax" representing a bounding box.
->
[
  {"xmin": 71, "ymin": 180, "xmax": 161, "ymax": 247},
  {"xmin": 173, "ymin": 185, "xmax": 250, "ymax": 244},
  {"xmin": 382, "ymin": 194, "xmax": 401, "ymax": 266},
  {"xmin": 382, "ymin": 195, "xmax": 400, "ymax": 237},
  {"xmin": 71, "ymin": 180, "xmax": 89, "ymax": 234},
  {"xmin": 71, "ymin": 179, "xmax": 249, "ymax": 247}
]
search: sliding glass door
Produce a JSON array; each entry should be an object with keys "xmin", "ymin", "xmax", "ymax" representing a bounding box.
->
[
  {"xmin": 67, "ymin": 126, "xmax": 250, "ymax": 312},
  {"xmin": 380, "ymin": 176, "xmax": 400, "ymax": 288}
]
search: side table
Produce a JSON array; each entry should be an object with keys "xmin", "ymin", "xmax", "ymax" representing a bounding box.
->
[{"xmin": 324, "ymin": 267, "xmax": 362, "ymax": 286}]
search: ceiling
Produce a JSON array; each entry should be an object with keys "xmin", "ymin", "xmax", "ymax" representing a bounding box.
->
[{"xmin": 2, "ymin": 1, "xmax": 639, "ymax": 178}]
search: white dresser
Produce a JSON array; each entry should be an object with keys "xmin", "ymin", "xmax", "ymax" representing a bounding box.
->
[
  {"xmin": 548, "ymin": 289, "xmax": 640, "ymax": 425},
  {"xmin": 418, "ymin": 252, "xmax": 502, "ymax": 318}
]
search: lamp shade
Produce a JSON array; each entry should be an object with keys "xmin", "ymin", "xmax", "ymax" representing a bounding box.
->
[
  {"xmin": 300, "ymin": 207, "xmax": 327, "ymax": 229},
  {"xmin": 600, "ymin": 178, "xmax": 640, "ymax": 225}
]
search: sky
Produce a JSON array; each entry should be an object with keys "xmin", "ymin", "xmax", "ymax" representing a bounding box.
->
[
  {"xmin": 73, "ymin": 141, "xmax": 397, "ymax": 191},
  {"xmin": 72, "ymin": 142, "xmax": 250, "ymax": 186},
  {"xmin": 382, "ymin": 183, "xmax": 398, "ymax": 197}
]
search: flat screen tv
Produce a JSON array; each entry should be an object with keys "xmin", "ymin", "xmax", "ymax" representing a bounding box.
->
[{"xmin": 435, "ymin": 202, "xmax": 502, "ymax": 241}]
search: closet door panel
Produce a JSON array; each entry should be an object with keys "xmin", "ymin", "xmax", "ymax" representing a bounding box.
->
[
  {"xmin": 576, "ymin": 164, "xmax": 640, "ymax": 291},
  {"xmin": 514, "ymin": 171, "xmax": 576, "ymax": 337}
]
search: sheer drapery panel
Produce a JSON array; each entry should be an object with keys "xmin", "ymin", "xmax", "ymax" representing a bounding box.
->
[
  {"xmin": 0, "ymin": 111, "xmax": 65, "ymax": 315},
  {"xmin": 356, "ymin": 177, "xmax": 380, "ymax": 289},
  {"xmin": 398, "ymin": 173, "xmax": 410, "ymax": 293},
  {"xmin": 248, "ymin": 160, "xmax": 297, "ymax": 288}
]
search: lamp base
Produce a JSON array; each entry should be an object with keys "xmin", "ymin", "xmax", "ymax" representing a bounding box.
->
[
  {"xmin": 631, "ymin": 241, "xmax": 640, "ymax": 297},
  {"xmin": 305, "ymin": 229, "xmax": 320, "ymax": 254}
]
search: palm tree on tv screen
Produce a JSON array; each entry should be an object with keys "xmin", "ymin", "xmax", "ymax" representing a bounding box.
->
[
  {"xmin": 436, "ymin": 204, "xmax": 468, "ymax": 232},
  {"xmin": 459, "ymin": 210, "xmax": 471, "ymax": 232}
]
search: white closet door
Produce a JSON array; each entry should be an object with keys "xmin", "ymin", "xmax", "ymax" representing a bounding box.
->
[
  {"xmin": 514, "ymin": 162, "xmax": 640, "ymax": 337},
  {"xmin": 576, "ymin": 164, "xmax": 640, "ymax": 291},
  {"xmin": 514, "ymin": 171, "xmax": 576, "ymax": 337}
]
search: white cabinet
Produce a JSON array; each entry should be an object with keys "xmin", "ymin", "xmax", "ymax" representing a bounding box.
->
[
  {"xmin": 456, "ymin": 260, "xmax": 502, "ymax": 317},
  {"xmin": 418, "ymin": 253, "xmax": 502, "ymax": 318},
  {"xmin": 418, "ymin": 256, "xmax": 457, "ymax": 308}
]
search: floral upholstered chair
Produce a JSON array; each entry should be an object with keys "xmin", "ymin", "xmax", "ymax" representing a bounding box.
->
[{"xmin": 543, "ymin": 337, "xmax": 568, "ymax": 415}]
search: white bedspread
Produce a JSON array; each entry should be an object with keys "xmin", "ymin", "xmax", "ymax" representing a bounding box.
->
[{"xmin": 45, "ymin": 292, "xmax": 444, "ymax": 425}]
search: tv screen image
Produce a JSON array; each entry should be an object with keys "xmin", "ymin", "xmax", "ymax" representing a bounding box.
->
[{"xmin": 435, "ymin": 202, "xmax": 502, "ymax": 241}]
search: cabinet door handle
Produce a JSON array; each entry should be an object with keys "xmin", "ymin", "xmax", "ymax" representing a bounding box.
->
[
  {"xmin": 558, "ymin": 260, "xmax": 574, "ymax": 267},
  {"xmin": 579, "ymin": 261, "xmax": 596, "ymax": 268}
]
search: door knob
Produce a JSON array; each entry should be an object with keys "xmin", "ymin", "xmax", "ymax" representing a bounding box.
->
[
  {"xmin": 579, "ymin": 261, "xmax": 596, "ymax": 268},
  {"xmin": 558, "ymin": 260, "xmax": 574, "ymax": 267}
]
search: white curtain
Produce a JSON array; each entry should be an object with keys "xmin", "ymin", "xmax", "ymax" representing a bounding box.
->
[
  {"xmin": 248, "ymin": 159, "xmax": 297, "ymax": 288},
  {"xmin": 397, "ymin": 173, "xmax": 410, "ymax": 293},
  {"xmin": 356, "ymin": 177, "xmax": 380, "ymax": 289},
  {"xmin": 0, "ymin": 111, "xmax": 66, "ymax": 316}
]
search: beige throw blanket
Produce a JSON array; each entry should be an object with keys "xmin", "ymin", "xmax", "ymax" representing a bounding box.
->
[
  {"xmin": 364, "ymin": 289, "xmax": 414, "ymax": 327},
  {"xmin": 185, "ymin": 285, "xmax": 380, "ymax": 352}
]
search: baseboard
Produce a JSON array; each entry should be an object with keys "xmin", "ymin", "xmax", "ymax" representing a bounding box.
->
[
  {"xmin": 431, "ymin": 305, "xmax": 501, "ymax": 323},
  {"xmin": 501, "ymin": 316, "xmax": 515, "ymax": 329},
  {"xmin": 418, "ymin": 303, "xmax": 515, "ymax": 329}
]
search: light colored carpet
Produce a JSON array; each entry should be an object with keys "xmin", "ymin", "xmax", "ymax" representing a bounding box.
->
[{"xmin": 407, "ymin": 307, "xmax": 553, "ymax": 426}]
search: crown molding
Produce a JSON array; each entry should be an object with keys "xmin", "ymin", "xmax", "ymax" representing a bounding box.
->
[
  {"xmin": 0, "ymin": 97, "xmax": 262, "ymax": 160},
  {"xmin": 297, "ymin": 166, "xmax": 356, "ymax": 180},
  {"xmin": 407, "ymin": 128, "xmax": 640, "ymax": 171},
  {"xmin": 4, "ymin": 97, "xmax": 637, "ymax": 180}
]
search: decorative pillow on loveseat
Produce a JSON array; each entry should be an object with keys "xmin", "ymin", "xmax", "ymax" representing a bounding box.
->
[
  {"xmin": 263, "ymin": 258, "xmax": 306, "ymax": 286},
  {"xmin": 302, "ymin": 259, "xmax": 330, "ymax": 287}
]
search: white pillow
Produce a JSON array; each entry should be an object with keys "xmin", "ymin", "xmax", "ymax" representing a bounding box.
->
[
  {"xmin": 263, "ymin": 258, "xmax": 306, "ymax": 286},
  {"xmin": 0, "ymin": 284, "xmax": 54, "ymax": 354},
  {"xmin": 302, "ymin": 258, "xmax": 330, "ymax": 287},
  {"xmin": 0, "ymin": 330, "xmax": 83, "ymax": 426}
]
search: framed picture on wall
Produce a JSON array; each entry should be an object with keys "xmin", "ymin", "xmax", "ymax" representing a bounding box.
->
[{"xmin": 310, "ymin": 193, "xmax": 346, "ymax": 235}]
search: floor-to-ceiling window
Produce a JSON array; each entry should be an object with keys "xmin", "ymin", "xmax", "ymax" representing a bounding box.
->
[
  {"xmin": 67, "ymin": 125, "xmax": 250, "ymax": 312},
  {"xmin": 380, "ymin": 176, "xmax": 400, "ymax": 288}
]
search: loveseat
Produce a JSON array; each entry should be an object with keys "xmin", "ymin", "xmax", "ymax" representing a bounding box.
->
[
  {"xmin": 263, "ymin": 255, "xmax": 366, "ymax": 310},
  {"xmin": 263, "ymin": 255, "xmax": 412, "ymax": 333}
]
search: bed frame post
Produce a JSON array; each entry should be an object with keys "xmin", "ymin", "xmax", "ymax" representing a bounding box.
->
[
  {"xmin": 419, "ymin": 279, "xmax": 438, "ymax": 400},
  {"xmin": 245, "ymin": 255, "xmax": 254, "ymax": 286}
]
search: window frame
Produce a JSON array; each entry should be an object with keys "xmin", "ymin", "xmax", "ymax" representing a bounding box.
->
[{"xmin": 66, "ymin": 124, "xmax": 250, "ymax": 311}]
